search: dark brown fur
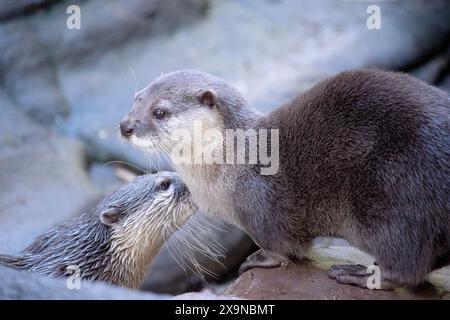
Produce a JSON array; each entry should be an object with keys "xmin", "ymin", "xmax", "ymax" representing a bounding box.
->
[{"xmin": 251, "ymin": 70, "xmax": 450, "ymax": 285}]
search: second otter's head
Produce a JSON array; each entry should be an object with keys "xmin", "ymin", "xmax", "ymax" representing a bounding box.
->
[
  {"xmin": 98, "ymin": 171, "xmax": 197, "ymax": 280},
  {"xmin": 99, "ymin": 171, "xmax": 195, "ymax": 236},
  {"xmin": 119, "ymin": 70, "xmax": 251, "ymax": 154}
]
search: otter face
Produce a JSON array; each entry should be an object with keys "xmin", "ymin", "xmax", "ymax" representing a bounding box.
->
[
  {"xmin": 94, "ymin": 171, "xmax": 196, "ymax": 288},
  {"xmin": 98, "ymin": 171, "xmax": 196, "ymax": 233},
  {"xmin": 119, "ymin": 70, "xmax": 227, "ymax": 154}
]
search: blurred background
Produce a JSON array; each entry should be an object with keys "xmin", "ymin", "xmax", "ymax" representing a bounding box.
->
[{"xmin": 0, "ymin": 0, "xmax": 450, "ymax": 297}]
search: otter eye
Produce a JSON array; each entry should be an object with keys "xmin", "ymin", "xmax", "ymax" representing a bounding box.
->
[
  {"xmin": 159, "ymin": 181, "xmax": 171, "ymax": 191},
  {"xmin": 153, "ymin": 109, "xmax": 166, "ymax": 120}
]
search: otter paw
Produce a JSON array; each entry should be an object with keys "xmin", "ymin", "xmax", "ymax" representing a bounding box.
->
[
  {"xmin": 328, "ymin": 264, "xmax": 371, "ymax": 289},
  {"xmin": 328, "ymin": 264, "xmax": 395, "ymax": 290},
  {"xmin": 239, "ymin": 249, "xmax": 289, "ymax": 275},
  {"xmin": 327, "ymin": 264, "xmax": 368, "ymax": 279}
]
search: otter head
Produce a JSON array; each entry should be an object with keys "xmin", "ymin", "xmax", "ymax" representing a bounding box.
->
[
  {"xmin": 119, "ymin": 70, "xmax": 250, "ymax": 155},
  {"xmin": 96, "ymin": 171, "xmax": 196, "ymax": 287},
  {"xmin": 99, "ymin": 171, "xmax": 195, "ymax": 233}
]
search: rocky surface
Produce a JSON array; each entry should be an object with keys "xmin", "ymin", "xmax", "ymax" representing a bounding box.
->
[
  {"xmin": 0, "ymin": 265, "xmax": 165, "ymax": 300},
  {"xmin": 0, "ymin": 93, "xmax": 101, "ymax": 254},
  {"xmin": 224, "ymin": 262, "xmax": 442, "ymax": 300},
  {"xmin": 223, "ymin": 245, "xmax": 448, "ymax": 300}
]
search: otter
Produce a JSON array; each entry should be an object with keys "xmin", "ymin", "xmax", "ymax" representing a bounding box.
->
[
  {"xmin": 0, "ymin": 172, "xmax": 196, "ymax": 289},
  {"xmin": 120, "ymin": 69, "xmax": 450, "ymax": 289}
]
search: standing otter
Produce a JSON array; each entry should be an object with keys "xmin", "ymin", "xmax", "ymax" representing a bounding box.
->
[
  {"xmin": 120, "ymin": 69, "xmax": 450, "ymax": 289},
  {"xmin": 0, "ymin": 172, "xmax": 196, "ymax": 288}
]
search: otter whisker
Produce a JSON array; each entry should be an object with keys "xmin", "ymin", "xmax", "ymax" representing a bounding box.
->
[
  {"xmin": 176, "ymin": 223, "xmax": 225, "ymax": 260},
  {"xmin": 103, "ymin": 160, "xmax": 151, "ymax": 175},
  {"xmin": 165, "ymin": 227, "xmax": 198, "ymax": 276},
  {"xmin": 128, "ymin": 66, "xmax": 138, "ymax": 95},
  {"xmin": 162, "ymin": 213, "xmax": 227, "ymax": 281}
]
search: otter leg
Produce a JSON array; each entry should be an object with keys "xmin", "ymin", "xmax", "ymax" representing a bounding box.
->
[
  {"xmin": 328, "ymin": 264, "xmax": 397, "ymax": 290},
  {"xmin": 239, "ymin": 249, "xmax": 290, "ymax": 275}
]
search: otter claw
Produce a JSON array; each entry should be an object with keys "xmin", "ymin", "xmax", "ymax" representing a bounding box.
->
[
  {"xmin": 327, "ymin": 264, "xmax": 368, "ymax": 279},
  {"xmin": 239, "ymin": 249, "xmax": 289, "ymax": 275}
]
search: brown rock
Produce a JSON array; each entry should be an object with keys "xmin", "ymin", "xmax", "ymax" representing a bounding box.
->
[{"xmin": 223, "ymin": 261, "xmax": 442, "ymax": 300}]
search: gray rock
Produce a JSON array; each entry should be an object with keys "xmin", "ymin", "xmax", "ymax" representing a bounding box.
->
[
  {"xmin": 0, "ymin": 90, "xmax": 44, "ymax": 159},
  {"xmin": 88, "ymin": 162, "xmax": 123, "ymax": 194},
  {"xmin": 411, "ymin": 46, "xmax": 450, "ymax": 85},
  {"xmin": 0, "ymin": 265, "xmax": 165, "ymax": 299},
  {"xmin": 0, "ymin": 0, "xmax": 58, "ymax": 21},
  {"xmin": 34, "ymin": 0, "xmax": 209, "ymax": 62},
  {"xmin": 0, "ymin": 98, "xmax": 101, "ymax": 254},
  {"xmin": 0, "ymin": 0, "xmax": 208, "ymax": 124},
  {"xmin": 440, "ymin": 72, "xmax": 450, "ymax": 93},
  {"xmin": 0, "ymin": 19, "xmax": 69, "ymax": 124}
]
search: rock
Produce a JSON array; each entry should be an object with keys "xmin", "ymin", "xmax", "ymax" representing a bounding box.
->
[
  {"xmin": 0, "ymin": 90, "xmax": 44, "ymax": 159},
  {"xmin": 88, "ymin": 162, "xmax": 123, "ymax": 194},
  {"xmin": 223, "ymin": 244, "xmax": 449, "ymax": 299},
  {"xmin": 440, "ymin": 72, "xmax": 450, "ymax": 93},
  {"xmin": 141, "ymin": 214, "xmax": 255, "ymax": 294},
  {"xmin": 223, "ymin": 245, "xmax": 450, "ymax": 300},
  {"xmin": 0, "ymin": 20, "xmax": 70, "ymax": 124},
  {"xmin": 29, "ymin": 0, "xmax": 209, "ymax": 63},
  {"xmin": 0, "ymin": 98, "xmax": 101, "ymax": 254},
  {"xmin": 411, "ymin": 45, "xmax": 450, "ymax": 84},
  {"xmin": 0, "ymin": 0, "xmax": 58, "ymax": 21},
  {"xmin": 223, "ymin": 262, "xmax": 442, "ymax": 300},
  {"xmin": 0, "ymin": 265, "xmax": 165, "ymax": 299},
  {"xmin": 0, "ymin": 0, "xmax": 208, "ymax": 124}
]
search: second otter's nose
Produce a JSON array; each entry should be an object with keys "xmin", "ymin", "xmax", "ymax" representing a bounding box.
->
[{"xmin": 120, "ymin": 120, "xmax": 134, "ymax": 138}]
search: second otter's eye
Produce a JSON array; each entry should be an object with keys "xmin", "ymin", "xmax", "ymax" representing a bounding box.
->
[
  {"xmin": 159, "ymin": 181, "xmax": 171, "ymax": 191},
  {"xmin": 153, "ymin": 109, "xmax": 166, "ymax": 120}
]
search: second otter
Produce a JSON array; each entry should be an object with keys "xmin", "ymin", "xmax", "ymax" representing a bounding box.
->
[
  {"xmin": 0, "ymin": 172, "xmax": 196, "ymax": 288},
  {"xmin": 121, "ymin": 69, "xmax": 450, "ymax": 289}
]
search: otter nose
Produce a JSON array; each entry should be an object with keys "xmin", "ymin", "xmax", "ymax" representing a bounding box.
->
[
  {"xmin": 174, "ymin": 179, "xmax": 189, "ymax": 196},
  {"xmin": 120, "ymin": 120, "xmax": 134, "ymax": 138}
]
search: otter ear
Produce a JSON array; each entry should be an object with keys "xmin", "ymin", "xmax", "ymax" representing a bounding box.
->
[
  {"xmin": 100, "ymin": 206, "xmax": 124, "ymax": 227},
  {"xmin": 197, "ymin": 89, "xmax": 218, "ymax": 107}
]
